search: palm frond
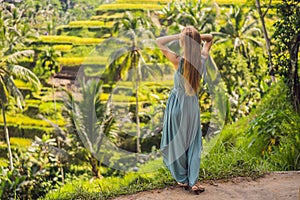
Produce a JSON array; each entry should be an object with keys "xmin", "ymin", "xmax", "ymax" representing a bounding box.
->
[
  {"xmin": 3, "ymin": 74, "xmax": 23, "ymax": 108},
  {"xmin": 120, "ymin": 53, "xmax": 132, "ymax": 79},
  {"xmin": 214, "ymin": 38, "xmax": 230, "ymax": 44},
  {"xmin": 243, "ymin": 36, "xmax": 263, "ymax": 47},
  {"xmin": 9, "ymin": 64, "xmax": 40, "ymax": 90},
  {"xmin": 123, "ymin": 29, "xmax": 137, "ymax": 43},
  {"xmin": 108, "ymin": 47, "xmax": 129, "ymax": 65},
  {"xmin": 241, "ymin": 21, "xmax": 259, "ymax": 34},
  {"xmin": 96, "ymin": 37, "xmax": 128, "ymax": 54},
  {"xmin": 211, "ymin": 32, "xmax": 229, "ymax": 38},
  {"xmin": 0, "ymin": 76, "xmax": 8, "ymax": 104},
  {"xmin": 243, "ymin": 27, "xmax": 261, "ymax": 36},
  {"xmin": 5, "ymin": 50, "xmax": 34, "ymax": 64}
]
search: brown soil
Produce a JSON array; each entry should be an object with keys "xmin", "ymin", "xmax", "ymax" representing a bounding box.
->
[{"xmin": 113, "ymin": 171, "xmax": 300, "ymax": 200}]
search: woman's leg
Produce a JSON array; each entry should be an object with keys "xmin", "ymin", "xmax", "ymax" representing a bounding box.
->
[
  {"xmin": 187, "ymin": 128, "xmax": 202, "ymax": 187},
  {"xmin": 167, "ymin": 151, "xmax": 188, "ymax": 184}
]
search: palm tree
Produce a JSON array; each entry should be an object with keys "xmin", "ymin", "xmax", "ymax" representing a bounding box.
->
[
  {"xmin": 159, "ymin": 0, "xmax": 217, "ymax": 33},
  {"xmin": 65, "ymin": 79, "xmax": 115, "ymax": 178},
  {"xmin": 35, "ymin": 47, "xmax": 61, "ymax": 124},
  {"xmin": 255, "ymin": 0, "xmax": 276, "ymax": 82},
  {"xmin": 0, "ymin": 50, "xmax": 40, "ymax": 171},
  {"xmin": 0, "ymin": 1, "xmax": 40, "ymax": 171},
  {"xmin": 213, "ymin": 5, "xmax": 262, "ymax": 59},
  {"xmin": 35, "ymin": 47, "xmax": 60, "ymax": 78},
  {"xmin": 104, "ymin": 12, "xmax": 160, "ymax": 154}
]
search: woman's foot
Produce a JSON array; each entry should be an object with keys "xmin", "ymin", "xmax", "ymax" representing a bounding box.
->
[
  {"xmin": 191, "ymin": 182, "xmax": 205, "ymax": 195},
  {"xmin": 177, "ymin": 182, "xmax": 189, "ymax": 190}
]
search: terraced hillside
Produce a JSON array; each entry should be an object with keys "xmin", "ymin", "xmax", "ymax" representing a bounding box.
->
[{"xmin": 43, "ymin": 0, "xmax": 277, "ymax": 82}]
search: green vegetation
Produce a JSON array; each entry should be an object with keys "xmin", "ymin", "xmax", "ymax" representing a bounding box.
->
[{"xmin": 42, "ymin": 81, "xmax": 300, "ymax": 199}]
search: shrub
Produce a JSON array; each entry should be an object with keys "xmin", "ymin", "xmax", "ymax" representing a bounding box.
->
[
  {"xmin": 0, "ymin": 134, "xmax": 63, "ymax": 199},
  {"xmin": 245, "ymin": 82, "xmax": 300, "ymax": 170},
  {"xmin": 201, "ymin": 143, "xmax": 265, "ymax": 180}
]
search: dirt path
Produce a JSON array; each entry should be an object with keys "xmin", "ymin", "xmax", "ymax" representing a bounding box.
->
[{"xmin": 113, "ymin": 171, "xmax": 300, "ymax": 200}]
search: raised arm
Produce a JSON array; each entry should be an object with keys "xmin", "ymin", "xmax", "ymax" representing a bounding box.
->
[
  {"xmin": 156, "ymin": 34, "xmax": 180, "ymax": 69},
  {"xmin": 200, "ymin": 34, "xmax": 213, "ymax": 58}
]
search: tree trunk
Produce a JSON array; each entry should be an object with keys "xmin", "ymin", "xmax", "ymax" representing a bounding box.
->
[
  {"xmin": 134, "ymin": 51, "xmax": 141, "ymax": 154},
  {"xmin": 1, "ymin": 103, "xmax": 13, "ymax": 171},
  {"xmin": 289, "ymin": 34, "xmax": 300, "ymax": 112},
  {"xmin": 89, "ymin": 155, "xmax": 101, "ymax": 178},
  {"xmin": 255, "ymin": 0, "xmax": 276, "ymax": 82}
]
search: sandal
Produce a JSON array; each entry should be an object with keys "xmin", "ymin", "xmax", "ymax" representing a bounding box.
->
[
  {"xmin": 177, "ymin": 182, "xmax": 189, "ymax": 190},
  {"xmin": 191, "ymin": 182, "xmax": 205, "ymax": 195}
]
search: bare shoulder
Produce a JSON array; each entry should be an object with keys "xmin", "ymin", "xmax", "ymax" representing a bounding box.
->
[{"xmin": 201, "ymin": 52, "xmax": 209, "ymax": 59}]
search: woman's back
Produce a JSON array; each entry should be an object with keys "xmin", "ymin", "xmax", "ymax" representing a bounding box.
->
[{"xmin": 173, "ymin": 56, "xmax": 207, "ymax": 95}]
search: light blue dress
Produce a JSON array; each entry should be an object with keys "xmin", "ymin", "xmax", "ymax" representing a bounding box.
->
[{"xmin": 160, "ymin": 56, "xmax": 207, "ymax": 187}]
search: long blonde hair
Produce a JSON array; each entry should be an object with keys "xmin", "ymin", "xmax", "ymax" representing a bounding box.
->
[{"xmin": 180, "ymin": 26, "xmax": 202, "ymax": 96}]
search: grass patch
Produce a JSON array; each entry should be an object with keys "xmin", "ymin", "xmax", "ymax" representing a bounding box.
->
[
  {"xmin": 0, "ymin": 158, "xmax": 8, "ymax": 167},
  {"xmin": 0, "ymin": 138, "xmax": 31, "ymax": 158},
  {"xmin": 25, "ymin": 99, "xmax": 42, "ymax": 105},
  {"xmin": 58, "ymin": 56, "xmax": 108, "ymax": 66},
  {"xmin": 104, "ymin": 80, "xmax": 173, "ymax": 88},
  {"xmin": 90, "ymin": 13, "xmax": 125, "ymax": 21},
  {"xmin": 201, "ymin": 142, "xmax": 266, "ymax": 180},
  {"xmin": 10, "ymin": 137, "xmax": 32, "ymax": 147},
  {"xmin": 38, "ymin": 102, "xmax": 65, "ymax": 122},
  {"xmin": 52, "ymin": 45, "xmax": 73, "ymax": 52},
  {"xmin": 96, "ymin": 3, "xmax": 162, "ymax": 12},
  {"xmin": 43, "ymin": 164, "xmax": 174, "ymax": 200},
  {"xmin": 115, "ymin": 0, "xmax": 170, "ymax": 4},
  {"xmin": 100, "ymin": 93, "xmax": 148, "ymax": 102},
  {"xmin": 39, "ymin": 36, "xmax": 104, "ymax": 45},
  {"xmin": 14, "ymin": 79, "xmax": 36, "ymax": 89},
  {"xmin": 213, "ymin": 0, "xmax": 248, "ymax": 5},
  {"xmin": 0, "ymin": 113, "xmax": 64, "ymax": 127},
  {"xmin": 68, "ymin": 21, "xmax": 114, "ymax": 28}
]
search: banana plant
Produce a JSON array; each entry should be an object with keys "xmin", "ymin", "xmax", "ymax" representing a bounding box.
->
[
  {"xmin": 102, "ymin": 12, "xmax": 161, "ymax": 154},
  {"xmin": 212, "ymin": 5, "xmax": 262, "ymax": 59}
]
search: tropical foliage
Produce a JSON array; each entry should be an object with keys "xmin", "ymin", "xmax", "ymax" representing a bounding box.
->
[
  {"xmin": 0, "ymin": 1, "xmax": 40, "ymax": 171},
  {"xmin": 272, "ymin": 0, "xmax": 300, "ymax": 112}
]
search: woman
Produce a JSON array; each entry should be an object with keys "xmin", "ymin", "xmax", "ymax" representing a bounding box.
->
[{"xmin": 156, "ymin": 26, "xmax": 213, "ymax": 194}]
